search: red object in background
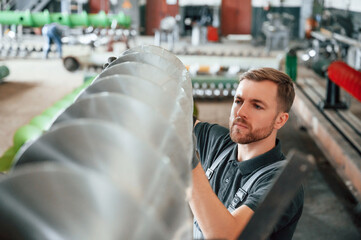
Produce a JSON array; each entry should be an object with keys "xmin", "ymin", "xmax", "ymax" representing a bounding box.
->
[
  {"xmin": 145, "ymin": 0, "xmax": 179, "ymax": 35},
  {"xmin": 207, "ymin": 26, "xmax": 219, "ymax": 42},
  {"xmin": 328, "ymin": 61, "xmax": 361, "ymax": 102},
  {"xmin": 89, "ymin": 0, "xmax": 109, "ymax": 13},
  {"xmin": 305, "ymin": 17, "xmax": 317, "ymax": 39},
  {"xmin": 221, "ymin": 0, "xmax": 251, "ymax": 35}
]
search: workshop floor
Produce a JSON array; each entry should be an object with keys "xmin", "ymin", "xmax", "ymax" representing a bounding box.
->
[{"xmin": 0, "ymin": 36, "xmax": 360, "ymax": 239}]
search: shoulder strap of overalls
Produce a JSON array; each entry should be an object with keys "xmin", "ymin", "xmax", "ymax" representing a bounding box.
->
[
  {"xmin": 227, "ymin": 160, "xmax": 287, "ymax": 213},
  {"xmin": 205, "ymin": 144, "xmax": 235, "ymax": 180},
  {"xmin": 194, "ymin": 144, "xmax": 235, "ymax": 239}
]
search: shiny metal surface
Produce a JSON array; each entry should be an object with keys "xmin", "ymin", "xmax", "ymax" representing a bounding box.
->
[
  {"xmin": 121, "ymin": 45, "xmax": 192, "ymax": 111},
  {"xmin": 122, "ymin": 45, "xmax": 186, "ymax": 74},
  {"xmin": 14, "ymin": 120, "xmax": 172, "ymax": 196},
  {"xmin": 94, "ymin": 62, "xmax": 177, "ymax": 92},
  {"xmin": 119, "ymin": 45, "xmax": 192, "ymax": 90},
  {"xmin": 4, "ymin": 46, "xmax": 195, "ymax": 239},
  {"xmin": 107, "ymin": 51, "xmax": 192, "ymax": 99},
  {"xmin": 94, "ymin": 62, "xmax": 192, "ymax": 117},
  {"xmin": 0, "ymin": 164, "xmax": 167, "ymax": 240},
  {"xmin": 12, "ymin": 120, "xmax": 191, "ymax": 238},
  {"xmin": 52, "ymin": 93, "xmax": 190, "ymax": 185},
  {"xmin": 79, "ymin": 75, "xmax": 181, "ymax": 120},
  {"xmin": 79, "ymin": 75, "xmax": 193, "ymax": 154}
]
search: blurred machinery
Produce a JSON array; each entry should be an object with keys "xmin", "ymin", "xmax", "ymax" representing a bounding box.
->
[
  {"xmin": 262, "ymin": 13, "xmax": 294, "ymax": 52},
  {"xmin": 154, "ymin": 16, "xmax": 180, "ymax": 51},
  {"xmin": 294, "ymin": 9, "xmax": 361, "ymax": 202},
  {"xmin": 321, "ymin": 60, "xmax": 361, "ymax": 109},
  {"xmin": 0, "ymin": 27, "xmax": 137, "ymax": 60},
  {"xmin": 0, "ymin": 10, "xmax": 134, "ymax": 59},
  {"xmin": 301, "ymin": 10, "xmax": 361, "ymax": 76},
  {"xmin": 302, "ymin": 29, "xmax": 361, "ymax": 76},
  {"xmin": 61, "ymin": 48, "xmax": 282, "ymax": 100}
]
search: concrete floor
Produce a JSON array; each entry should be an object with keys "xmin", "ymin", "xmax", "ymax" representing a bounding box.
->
[
  {"xmin": 0, "ymin": 59, "xmax": 83, "ymax": 155},
  {"xmin": 0, "ymin": 36, "xmax": 361, "ymax": 238}
]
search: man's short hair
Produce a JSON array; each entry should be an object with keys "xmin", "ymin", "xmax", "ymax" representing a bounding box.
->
[{"xmin": 239, "ymin": 68, "xmax": 295, "ymax": 113}]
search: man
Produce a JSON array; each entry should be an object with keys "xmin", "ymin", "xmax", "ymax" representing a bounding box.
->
[
  {"xmin": 190, "ymin": 67, "xmax": 304, "ymax": 239},
  {"xmin": 42, "ymin": 23, "xmax": 63, "ymax": 59}
]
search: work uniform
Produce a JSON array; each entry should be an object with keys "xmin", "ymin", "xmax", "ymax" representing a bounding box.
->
[
  {"xmin": 42, "ymin": 23, "xmax": 63, "ymax": 59},
  {"xmin": 193, "ymin": 122, "xmax": 304, "ymax": 240}
]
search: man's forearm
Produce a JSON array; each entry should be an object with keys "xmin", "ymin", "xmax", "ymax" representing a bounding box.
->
[{"xmin": 189, "ymin": 164, "xmax": 254, "ymax": 239}]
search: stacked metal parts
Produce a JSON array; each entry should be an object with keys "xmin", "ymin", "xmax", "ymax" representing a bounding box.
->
[
  {"xmin": 0, "ymin": 45, "xmax": 193, "ymax": 240},
  {"xmin": 192, "ymin": 80, "xmax": 239, "ymax": 99}
]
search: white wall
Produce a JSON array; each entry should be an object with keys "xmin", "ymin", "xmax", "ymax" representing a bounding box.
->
[
  {"xmin": 179, "ymin": 0, "xmax": 221, "ymax": 6},
  {"xmin": 299, "ymin": 0, "xmax": 313, "ymax": 38},
  {"xmin": 324, "ymin": 0, "xmax": 361, "ymax": 12},
  {"xmin": 252, "ymin": 0, "xmax": 302, "ymax": 7}
]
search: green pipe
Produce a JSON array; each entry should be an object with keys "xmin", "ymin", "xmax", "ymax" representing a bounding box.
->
[
  {"xmin": 0, "ymin": 65, "xmax": 9, "ymax": 81},
  {"xmin": 0, "ymin": 10, "xmax": 131, "ymax": 28}
]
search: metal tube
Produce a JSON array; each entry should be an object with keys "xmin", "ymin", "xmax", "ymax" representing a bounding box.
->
[
  {"xmin": 3, "ymin": 45, "xmax": 193, "ymax": 239},
  {"xmin": 0, "ymin": 10, "xmax": 131, "ymax": 28}
]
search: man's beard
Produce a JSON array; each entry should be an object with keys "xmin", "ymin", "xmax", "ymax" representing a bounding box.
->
[{"xmin": 229, "ymin": 117, "xmax": 275, "ymax": 144}]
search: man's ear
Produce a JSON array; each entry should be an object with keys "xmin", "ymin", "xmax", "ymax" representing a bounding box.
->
[{"xmin": 274, "ymin": 112, "xmax": 289, "ymax": 130}]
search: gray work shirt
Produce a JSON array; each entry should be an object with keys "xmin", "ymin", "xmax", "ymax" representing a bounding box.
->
[{"xmin": 194, "ymin": 122, "xmax": 304, "ymax": 240}]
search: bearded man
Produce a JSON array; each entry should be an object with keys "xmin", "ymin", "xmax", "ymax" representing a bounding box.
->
[{"xmin": 190, "ymin": 68, "xmax": 304, "ymax": 240}]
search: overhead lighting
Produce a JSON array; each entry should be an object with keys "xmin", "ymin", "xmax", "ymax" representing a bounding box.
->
[
  {"xmin": 301, "ymin": 54, "xmax": 310, "ymax": 61},
  {"xmin": 308, "ymin": 49, "xmax": 316, "ymax": 57}
]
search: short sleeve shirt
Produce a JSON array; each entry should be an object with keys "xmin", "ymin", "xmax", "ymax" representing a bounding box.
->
[{"xmin": 194, "ymin": 122, "xmax": 304, "ymax": 239}]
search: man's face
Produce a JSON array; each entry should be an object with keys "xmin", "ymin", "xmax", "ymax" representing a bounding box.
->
[{"xmin": 229, "ymin": 79, "xmax": 280, "ymax": 144}]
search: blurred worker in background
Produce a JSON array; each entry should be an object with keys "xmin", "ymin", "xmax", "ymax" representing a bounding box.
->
[
  {"xmin": 190, "ymin": 68, "xmax": 304, "ymax": 239},
  {"xmin": 42, "ymin": 23, "xmax": 63, "ymax": 59}
]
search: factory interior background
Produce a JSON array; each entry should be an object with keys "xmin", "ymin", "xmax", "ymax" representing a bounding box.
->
[{"xmin": 0, "ymin": 0, "xmax": 361, "ymax": 239}]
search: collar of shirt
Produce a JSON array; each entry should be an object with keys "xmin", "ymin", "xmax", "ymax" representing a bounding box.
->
[{"xmin": 227, "ymin": 139, "xmax": 285, "ymax": 175}]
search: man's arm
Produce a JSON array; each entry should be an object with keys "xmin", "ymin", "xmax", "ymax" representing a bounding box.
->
[
  {"xmin": 189, "ymin": 162, "xmax": 254, "ymax": 239},
  {"xmin": 191, "ymin": 117, "xmax": 253, "ymax": 238},
  {"xmin": 193, "ymin": 116, "xmax": 200, "ymax": 128}
]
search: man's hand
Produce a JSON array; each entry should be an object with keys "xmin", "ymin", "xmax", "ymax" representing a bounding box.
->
[{"xmin": 190, "ymin": 164, "xmax": 254, "ymax": 239}]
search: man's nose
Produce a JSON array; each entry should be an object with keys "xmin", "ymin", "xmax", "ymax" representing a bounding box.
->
[{"xmin": 236, "ymin": 103, "xmax": 248, "ymax": 119}]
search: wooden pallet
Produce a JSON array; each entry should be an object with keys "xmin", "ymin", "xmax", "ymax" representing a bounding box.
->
[{"xmin": 293, "ymin": 78, "xmax": 361, "ymax": 202}]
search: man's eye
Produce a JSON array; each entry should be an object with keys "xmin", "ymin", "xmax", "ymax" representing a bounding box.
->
[{"xmin": 254, "ymin": 104, "xmax": 262, "ymax": 109}]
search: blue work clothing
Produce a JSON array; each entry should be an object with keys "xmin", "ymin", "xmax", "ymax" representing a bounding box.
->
[{"xmin": 43, "ymin": 24, "xmax": 63, "ymax": 59}]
